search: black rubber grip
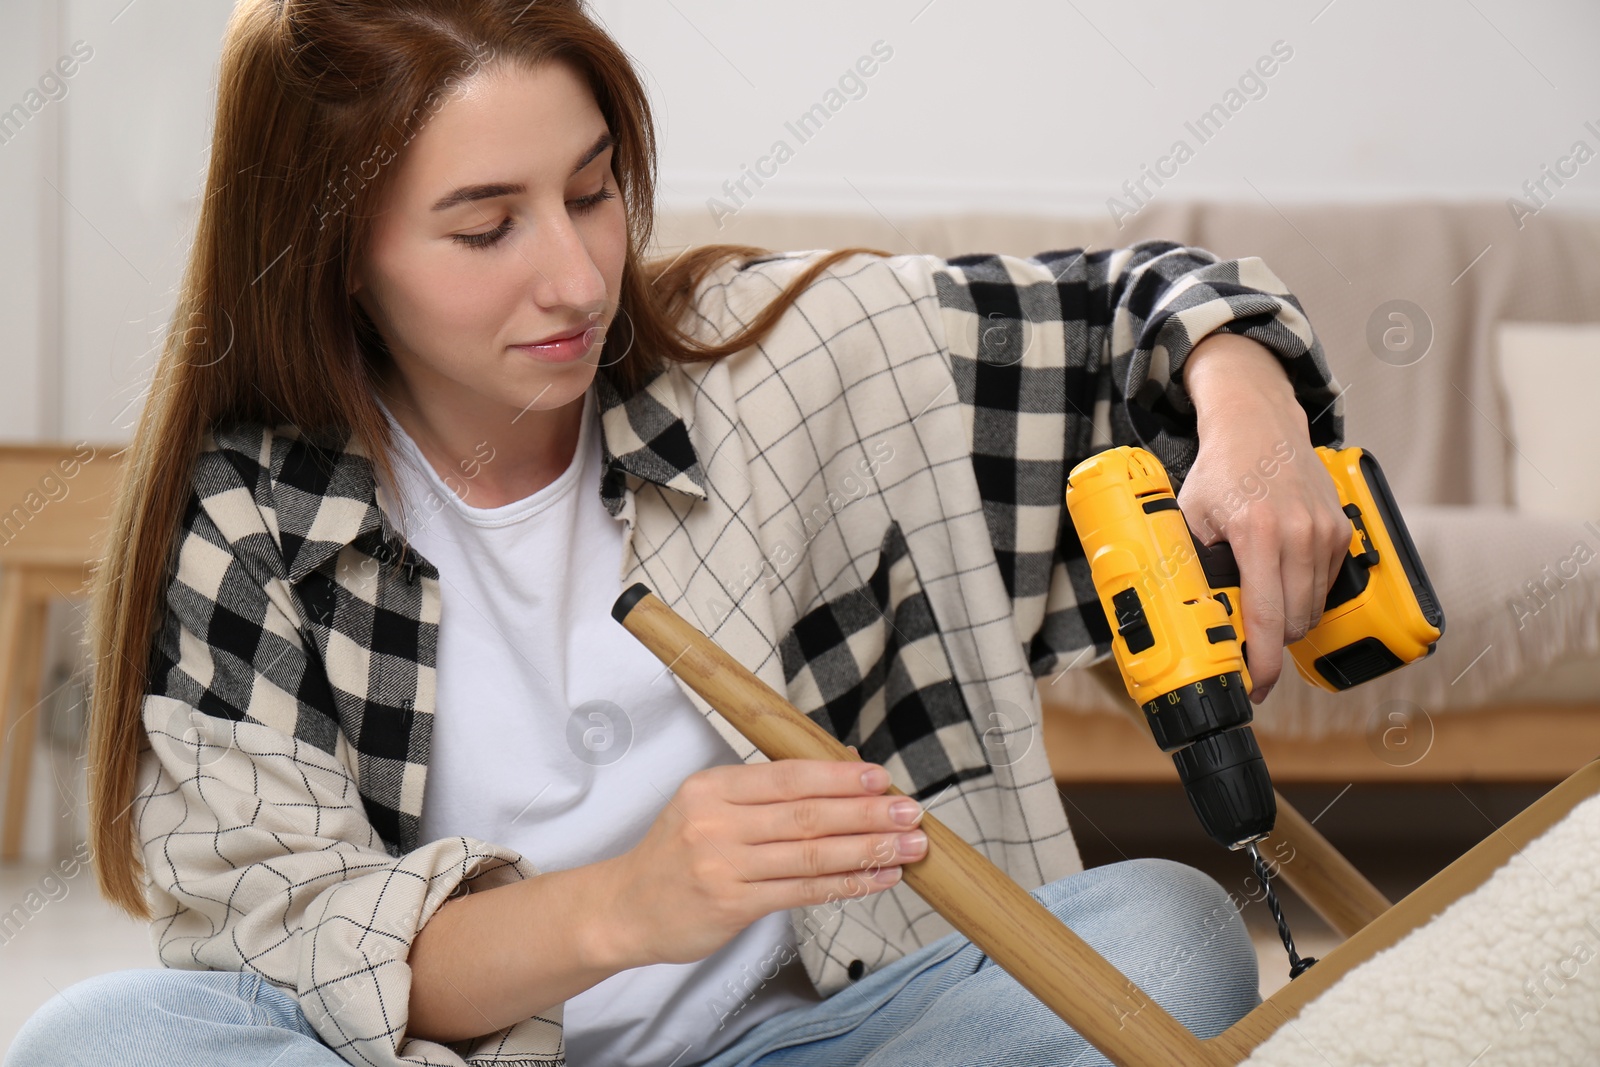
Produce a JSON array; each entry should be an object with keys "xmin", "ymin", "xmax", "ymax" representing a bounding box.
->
[{"xmin": 612, "ymin": 582, "xmax": 654, "ymax": 623}]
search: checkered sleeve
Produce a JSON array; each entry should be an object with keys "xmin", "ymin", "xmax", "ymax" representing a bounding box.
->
[
  {"xmin": 133, "ymin": 489, "xmax": 565, "ymax": 1065},
  {"xmin": 928, "ymin": 240, "xmax": 1345, "ymax": 678}
]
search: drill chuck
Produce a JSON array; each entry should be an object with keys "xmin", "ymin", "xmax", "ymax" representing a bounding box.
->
[{"xmin": 1142, "ymin": 673, "xmax": 1276, "ymax": 849}]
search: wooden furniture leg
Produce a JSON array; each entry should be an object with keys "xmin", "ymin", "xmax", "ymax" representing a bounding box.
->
[
  {"xmin": 614, "ymin": 582, "xmax": 1235, "ymax": 1065},
  {"xmin": 1265, "ymin": 785, "xmax": 1391, "ymax": 938},
  {"xmin": 1, "ymin": 570, "xmax": 52, "ymax": 862},
  {"xmin": 0, "ymin": 566, "xmax": 29, "ymax": 862}
]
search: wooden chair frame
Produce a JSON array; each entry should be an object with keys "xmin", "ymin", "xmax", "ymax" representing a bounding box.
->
[{"xmin": 613, "ymin": 582, "xmax": 1600, "ymax": 1067}]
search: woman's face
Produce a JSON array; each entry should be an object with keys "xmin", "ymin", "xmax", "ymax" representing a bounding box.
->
[{"xmin": 351, "ymin": 58, "xmax": 627, "ymax": 426}]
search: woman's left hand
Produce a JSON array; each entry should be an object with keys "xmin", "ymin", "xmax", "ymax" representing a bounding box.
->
[{"xmin": 1173, "ymin": 334, "xmax": 1349, "ymax": 704}]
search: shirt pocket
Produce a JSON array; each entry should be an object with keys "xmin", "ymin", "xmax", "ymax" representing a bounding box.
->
[{"xmin": 777, "ymin": 518, "xmax": 994, "ymax": 803}]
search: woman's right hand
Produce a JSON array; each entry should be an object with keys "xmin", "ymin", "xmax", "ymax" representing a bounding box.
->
[{"xmin": 596, "ymin": 757, "xmax": 929, "ymax": 968}]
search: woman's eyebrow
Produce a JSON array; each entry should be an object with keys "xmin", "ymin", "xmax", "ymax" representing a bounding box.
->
[
  {"xmin": 430, "ymin": 129, "xmax": 616, "ymax": 212},
  {"xmin": 570, "ymin": 128, "xmax": 616, "ymax": 176}
]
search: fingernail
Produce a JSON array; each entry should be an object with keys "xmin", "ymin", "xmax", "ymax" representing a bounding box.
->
[
  {"xmin": 890, "ymin": 800, "xmax": 921, "ymax": 825},
  {"xmin": 861, "ymin": 767, "xmax": 888, "ymax": 790},
  {"xmin": 899, "ymin": 831, "xmax": 927, "ymax": 854}
]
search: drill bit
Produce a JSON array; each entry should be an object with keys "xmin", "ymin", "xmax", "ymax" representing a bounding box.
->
[{"xmin": 1246, "ymin": 840, "xmax": 1318, "ymax": 980}]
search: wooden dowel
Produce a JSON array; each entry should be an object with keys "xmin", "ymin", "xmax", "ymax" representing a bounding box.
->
[{"xmin": 612, "ymin": 583, "xmax": 1227, "ymax": 1067}]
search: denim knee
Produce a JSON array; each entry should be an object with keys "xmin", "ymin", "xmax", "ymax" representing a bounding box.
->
[
  {"xmin": 1033, "ymin": 858, "xmax": 1259, "ymax": 1011},
  {"xmin": 4, "ymin": 968, "xmax": 259, "ymax": 1066},
  {"xmin": 1037, "ymin": 857, "xmax": 1247, "ymax": 938},
  {"xmin": 1125, "ymin": 858, "xmax": 1255, "ymax": 963},
  {"xmin": 1106, "ymin": 857, "xmax": 1252, "ymax": 943}
]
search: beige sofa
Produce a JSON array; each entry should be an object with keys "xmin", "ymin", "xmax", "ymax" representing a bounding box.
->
[{"xmin": 654, "ymin": 201, "xmax": 1600, "ymax": 784}]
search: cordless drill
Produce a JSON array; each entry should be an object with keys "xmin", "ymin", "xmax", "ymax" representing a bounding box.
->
[
  {"xmin": 1063, "ymin": 444, "xmax": 1445, "ymax": 976},
  {"xmin": 1064, "ymin": 443, "xmax": 1444, "ymax": 847}
]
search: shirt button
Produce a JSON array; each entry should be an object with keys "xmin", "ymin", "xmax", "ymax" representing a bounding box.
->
[{"xmin": 847, "ymin": 959, "xmax": 864, "ymax": 981}]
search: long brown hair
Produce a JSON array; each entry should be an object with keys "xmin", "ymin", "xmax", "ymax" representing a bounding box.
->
[{"xmin": 87, "ymin": 0, "xmax": 891, "ymax": 921}]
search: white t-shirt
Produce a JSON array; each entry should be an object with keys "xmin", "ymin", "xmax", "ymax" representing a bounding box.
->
[{"xmin": 378, "ymin": 386, "xmax": 822, "ymax": 1066}]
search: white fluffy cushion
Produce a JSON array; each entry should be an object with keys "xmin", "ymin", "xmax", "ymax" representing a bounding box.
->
[{"xmin": 1242, "ymin": 784, "xmax": 1600, "ymax": 1065}]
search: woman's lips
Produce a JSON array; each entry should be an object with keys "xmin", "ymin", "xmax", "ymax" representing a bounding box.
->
[{"xmin": 513, "ymin": 323, "xmax": 604, "ymax": 363}]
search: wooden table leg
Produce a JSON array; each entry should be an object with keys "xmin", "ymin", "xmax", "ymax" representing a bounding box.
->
[
  {"xmin": 1, "ymin": 581, "xmax": 50, "ymax": 861},
  {"xmin": 0, "ymin": 566, "xmax": 30, "ymax": 862}
]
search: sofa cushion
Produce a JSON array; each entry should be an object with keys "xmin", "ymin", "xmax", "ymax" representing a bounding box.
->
[{"xmin": 1495, "ymin": 320, "xmax": 1600, "ymax": 521}]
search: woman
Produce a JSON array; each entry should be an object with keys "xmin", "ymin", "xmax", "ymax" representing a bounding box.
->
[{"xmin": 6, "ymin": 1, "xmax": 1351, "ymax": 1065}]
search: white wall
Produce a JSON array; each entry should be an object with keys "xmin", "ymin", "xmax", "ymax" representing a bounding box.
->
[
  {"xmin": 616, "ymin": 0, "xmax": 1600, "ymax": 217},
  {"xmin": 0, "ymin": 0, "xmax": 1597, "ymax": 444},
  {"xmin": 0, "ymin": 1, "xmax": 57, "ymax": 441}
]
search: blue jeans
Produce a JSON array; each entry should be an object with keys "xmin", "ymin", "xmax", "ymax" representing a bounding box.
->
[{"xmin": 5, "ymin": 858, "xmax": 1258, "ymax": 1066}]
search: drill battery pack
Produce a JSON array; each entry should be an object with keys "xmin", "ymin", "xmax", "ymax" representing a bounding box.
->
[{"xmin": 1284, "ymin": 447, "xmax": 1446, "ymax": 689}]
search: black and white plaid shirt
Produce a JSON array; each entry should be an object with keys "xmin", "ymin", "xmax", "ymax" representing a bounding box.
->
[{"xmin": 134, "ymin": 242, "xmax": 1343, "ymax": 1066}]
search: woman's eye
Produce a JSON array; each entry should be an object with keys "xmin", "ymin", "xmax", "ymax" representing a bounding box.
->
[
  {"xmin": 450, "ymin": 184, "xmax": 615, "ymax": 251},
  {"xmin": 453, "ymin": 218, "xmax": 514, "ymax": 249},
  {"xmin": 572, "ymin": 182, "xmax": 616, "ymax": 215}
]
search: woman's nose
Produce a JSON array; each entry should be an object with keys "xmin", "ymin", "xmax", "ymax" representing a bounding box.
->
[{"xmin": 523, "ymin": 212, "xmax": 607, "ymax": 312}]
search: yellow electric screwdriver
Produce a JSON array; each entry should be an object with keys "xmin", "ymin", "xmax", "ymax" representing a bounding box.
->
[
  {"xmin": 1065, "ymin": 444, "xmax": 1444, "ymax": 980},
  {"xmin": 1063, "ymin": 444, "xmax": 1445, "ymax": 852}
]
